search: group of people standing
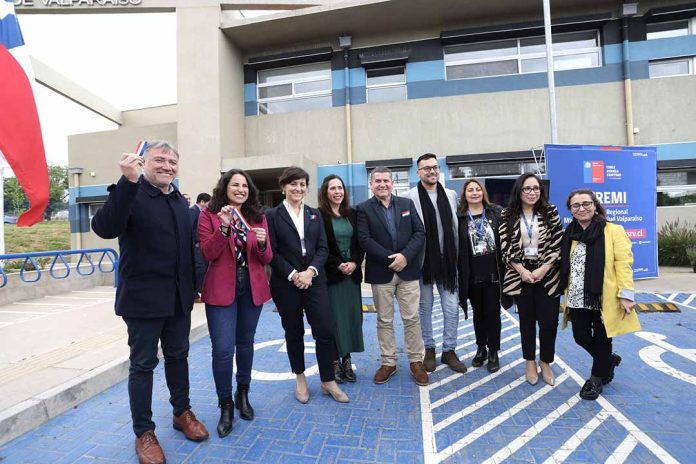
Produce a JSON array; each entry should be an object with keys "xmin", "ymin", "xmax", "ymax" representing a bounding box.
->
[{"xmin": 92, "ymin": 141, "xmax": 641, "ymax": 464}]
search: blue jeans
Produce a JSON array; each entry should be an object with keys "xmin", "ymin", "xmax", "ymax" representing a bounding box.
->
[
  {"xmin": 205, "ymin": 270, "xmax": 262, "ymax": 399},
  {"xmin": 419, "ymin": 279, "xmax": 459, "ymax": 352}
]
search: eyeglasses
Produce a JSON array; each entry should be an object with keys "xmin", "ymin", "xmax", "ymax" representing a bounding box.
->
[
  {"xmin": 521, "ymin": 186, "xmax": 540, "ymax": 194},
  {"xmin": 418, "ymin": 165, "xmax": 440, "ymax": 173},
  {"xmin": 570, "ymin": 201, "xmax": 594, "ymax": 211}
]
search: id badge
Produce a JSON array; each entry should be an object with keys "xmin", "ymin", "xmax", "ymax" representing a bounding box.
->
[{"xmin": 524, "ymin": 247, "xmax": 538, "ymax": 257}]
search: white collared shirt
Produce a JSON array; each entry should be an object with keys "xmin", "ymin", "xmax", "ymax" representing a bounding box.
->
[
  {"xmin": 283, "ymin": 200, "xmax": 318, "ymax": 281},
  {"xmin": 283, "ymin": 199, "xmax": 306, "ymax": 255}
]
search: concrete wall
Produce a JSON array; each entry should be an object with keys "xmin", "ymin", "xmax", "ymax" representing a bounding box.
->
[
  {"xmin": 121, "ymin": 105, "xmax": 177, "ymax": 127},
  {"xmin": 633, "ymin": 76, "xmax": 696, "ymax": 145},
  {"xmin": 657, "ymin": 206, "xmax": 696, "ymax": 229},
  {"xmin": 68, "ymin": 122, "xmax": 178, "ymax": 189},
  {"xmin": 243, "ymin": 82, "xmax": 627, "ymax": 163},
  {"xmin": 244, "ymin": 107, "xmax": 346, "ymax": 164},
  {"xmin": 177, "ymin": 6, "xmax": 247, "ymax": 198}
]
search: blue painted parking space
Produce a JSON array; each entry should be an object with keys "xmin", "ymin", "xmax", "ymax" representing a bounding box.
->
[{"xmin": 1, "ymin": 294, "xmax": 695, "ymax": 463}]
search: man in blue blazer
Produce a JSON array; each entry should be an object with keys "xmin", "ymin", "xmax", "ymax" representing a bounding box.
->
[
  {"xmin": 356, "ymin": 166, "xmax": 428, "ymax": 386},
  {"xmin": 92, "ymin": 141, "xmax": 208, "ymax": 464}
]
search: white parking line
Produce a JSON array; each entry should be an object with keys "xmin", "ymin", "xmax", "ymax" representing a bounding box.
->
[
  {"xmin": 434, "ymin": 373, "xmax": 570, "ymax": 460},
  {"xmin": 501, "ymin": 310, "xmax": 680, "ymax": 464},
  {"xmin": 431, "ymin": 355, "xmax": 530, "ymax": 409},
  {"xmin": 684, "ymin": 294, "xmax": 696, "ymax": 306},
  {"xmin": 605, "ymin": 434, "xmax": 639, "ymax": 464},
  {"xmin": 482, "ymin": 394, "xmax": 582, "ymax": 464},
  {"xmin": 429, "ymin": 343, "xmax": 523, "ymax": 391},
  {"xmin": 654, "ymin": 292, "xmax": 696, "ymax": 311},
  {"xmin": 434, "ymin": 326, "xmax": 518, "ymax": 365},
  {"xmin": 543, "ymin": 409, "xmax": 610, "ymax": 464}
]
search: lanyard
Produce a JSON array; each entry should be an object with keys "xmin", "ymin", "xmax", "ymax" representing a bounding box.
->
[
  {"xmin": 467, "ymin": 210, "xmax": 486, "ymax": 239},
  {"xmin": 521, "ymin": 212, "xmax": 536, "ymax": 241}
]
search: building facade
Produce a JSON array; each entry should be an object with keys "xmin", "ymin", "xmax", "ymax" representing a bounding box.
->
[{"xmin": 64, "ymin": 0, "xmax": 696, "ymax": 250}]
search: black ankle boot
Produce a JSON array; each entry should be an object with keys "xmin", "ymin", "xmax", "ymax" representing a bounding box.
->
[
  {"xmin": 217, "ymin": 397, "xmax": 233, "ymax": 437},
  {"xmin": 342, "ymin": 356, "xmax": 356, "ymax": 382},
  {"xmin": 487, "ymin": 350, "xmax": 500, "ymax": 373},
  {"xmin": 333, "ymin": 360, "xmax": 346, "ymax": 383},
  {"xmin": 472, "ymin": 346, "xmax": 488, "ymax": 368},
  {"xmin": 235, "ymin": 384, "xmax": 254, "ymax": 421}
]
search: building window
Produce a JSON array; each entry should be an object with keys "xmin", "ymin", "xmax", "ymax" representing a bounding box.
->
[
  {"xmin": 646, "ymin": 20, "xmax": 690, "ymax": 40},
  {"xmin": 449, "ymin": 160, "xmax": 546, "ymax": 179},
  {"xmin": 88, "ymin": 203, "xmax": 104, "ymax": 221},
  {"xmin": 444, "ymin": 30, "xmax": 601, "ymax": 80},
  {"xmin": 657, "ymin": 169, "xmax": 696, "ymax": 206},
  {"xmin": 366, "ymin": 66, "xmax": 407, "ymax": 103},
  {"xmin": 649, "ymin": 57, "xmax": 694, "ymax": 78},
  {"xmin": 257, "ymin": 62, "xmax": 332, "ymax": 115}
]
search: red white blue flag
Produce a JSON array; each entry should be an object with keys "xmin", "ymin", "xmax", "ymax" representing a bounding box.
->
[{"xmin": 0, "ymin": 0, "xmax": 49, "ymax": 226}]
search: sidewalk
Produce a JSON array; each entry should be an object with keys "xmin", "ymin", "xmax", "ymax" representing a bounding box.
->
[{"xmin": 0, "ymin": 286, "xmax": 208, "ymax": 445}]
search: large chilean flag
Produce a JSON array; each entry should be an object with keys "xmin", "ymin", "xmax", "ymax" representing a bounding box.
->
[{"xmin": 0, "ymin": 0, "xmax": 48, "ymax": 226}]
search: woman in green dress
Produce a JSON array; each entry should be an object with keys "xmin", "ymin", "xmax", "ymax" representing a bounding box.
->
[{"xmin": 318, "ymin": 175, "xmax": 365, "ymax": 383}]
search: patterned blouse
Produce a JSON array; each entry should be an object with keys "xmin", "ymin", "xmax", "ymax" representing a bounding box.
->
[
  {"xmin": 499, "ymin": 204, "xmax": 564, "ymax": 297},
  {"xmin": 566, "ymin": 242, "xmax": 587, "ymax": 309}
]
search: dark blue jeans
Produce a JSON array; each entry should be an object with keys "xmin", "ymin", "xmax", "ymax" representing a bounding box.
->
[{"xmin": 205, "ymin": 269, "xmax": 262, "ymax": 399}]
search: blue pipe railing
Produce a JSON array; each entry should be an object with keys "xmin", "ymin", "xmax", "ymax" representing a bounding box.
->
[{"xmin": 0, "ymin": 248, "xmax": 119, "ymax": 289}]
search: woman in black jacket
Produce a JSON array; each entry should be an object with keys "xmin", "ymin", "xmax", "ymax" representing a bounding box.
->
[
  {"xmin": 457, "ymin": 178, "xmax": 506, "ymax": 373},
  {"xmin": 318, "ymin": 175, "xmax": 365, "ymax": 383}
]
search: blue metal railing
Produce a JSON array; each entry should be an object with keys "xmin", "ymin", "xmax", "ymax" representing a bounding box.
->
[{"xmin": 0, "ymin": 248, "xmax": 119, "ymax": 289}]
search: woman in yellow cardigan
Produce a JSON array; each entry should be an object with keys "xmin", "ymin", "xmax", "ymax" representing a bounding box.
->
[{"xmin": 560, "ymin": 189, "xmax": 641, "ymax": 400}]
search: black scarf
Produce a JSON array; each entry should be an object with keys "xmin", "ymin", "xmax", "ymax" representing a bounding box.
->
[
  {"xmin": 417, "ymin": 182, "xmax": 457, "ymax": 292},
  {"xmin": 560, "ymin": 218, "xmax": 605, "ymax": 310}
]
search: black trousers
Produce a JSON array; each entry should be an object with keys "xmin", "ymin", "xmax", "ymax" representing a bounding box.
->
[
  {"xmin": 469, "ymin": 281, "xmax": 502, "ymax": 351},
  {"xmin": 276, "ymin": 282, "xmax": 336, "ymax": 382},
  {"xmin": 569, "ymin": 307, "xmax": 613, "ymax": 378},
  {"xmin": 123, "ymin": 309, "xmax": 191, "ymax": 437},
  {"xmin": 515, "ymin": 281, "xmax": 560, "ymax": 363}
]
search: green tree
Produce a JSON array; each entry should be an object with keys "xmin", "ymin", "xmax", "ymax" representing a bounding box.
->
[{"xmin": 2, "ymin": 165, "xmax": 68, "ymax": 216}]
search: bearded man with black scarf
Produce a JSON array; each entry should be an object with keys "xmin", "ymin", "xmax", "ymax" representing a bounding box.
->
[{"xmin": 405, "ymin": 153, "xmax": 467, "ymax": 373}]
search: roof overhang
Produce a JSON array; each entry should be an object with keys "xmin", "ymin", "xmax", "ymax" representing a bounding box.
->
[{"xmin": 221, "ymin": 0, "xmax": 618, "ymax": 53}]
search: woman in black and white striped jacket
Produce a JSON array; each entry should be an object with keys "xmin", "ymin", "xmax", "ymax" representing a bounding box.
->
[{"xmin": 499, "ymin": 173, "xmax": 563, "ymax": 387}]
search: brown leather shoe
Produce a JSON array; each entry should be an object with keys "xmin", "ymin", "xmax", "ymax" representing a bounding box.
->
[
  {"xmin": 423, "ymin": 347, "xmax": 437, "ymax": 372},
  {"xmin": 173, "ymin": 409, "xmax": 209, "ymax": 442},
  {"xmin": 135, "ymin": 430, "xmax": 165, "ymax": 464},
  {"xmin": 373, "ymin": 365, "xmax": 397, "ymax": 384},
  {"xmin": 410, "ymin": 361, "xmax": 429, "ymax": 386},
  {"xmin": 441, "ymin": 350, "xmax": 468, "ymax": 373}
]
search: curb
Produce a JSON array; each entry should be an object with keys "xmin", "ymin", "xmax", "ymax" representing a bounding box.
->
[{"xmin": 0, "ymin": 320, "xmax": 209, "ymax": 447}]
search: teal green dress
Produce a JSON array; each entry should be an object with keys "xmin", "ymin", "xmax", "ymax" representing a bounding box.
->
[{"xmin": 328, "ymin": 217, "xmax": 364, "ymax": 357}]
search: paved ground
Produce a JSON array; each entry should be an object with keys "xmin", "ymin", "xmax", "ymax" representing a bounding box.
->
[{"xmin": 1, "ymin": 285, "xmax": 695, "ymax": 463}]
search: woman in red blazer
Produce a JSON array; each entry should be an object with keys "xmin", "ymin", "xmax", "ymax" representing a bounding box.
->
[{"xmin": 198, "ymin": 169, "xmax": 272, "ymax": 438}]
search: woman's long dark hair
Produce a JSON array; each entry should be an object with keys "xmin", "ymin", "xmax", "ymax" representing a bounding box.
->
[
  {"xmin": 566, "ymin": 188, "xmax": 608, "ymax": 223},
  {"xmin": 318, "ymin": 174, "xmax": 351, "ymax": 218},
  {"xmin": 207, "ymin": 169, "xmax": 264, "ymax": 223},
  {"xmin": 504, "ymin": 173, "xmax": 553, "ymax": 231}
]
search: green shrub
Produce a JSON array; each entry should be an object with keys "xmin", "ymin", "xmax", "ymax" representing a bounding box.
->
[
  {"xmin": 687, "ymin": 245, "xmax": 696, "ymax": 267},
  {"xmin": 658, "ymin": 219, "xmax": 696, "ymax": 266}
]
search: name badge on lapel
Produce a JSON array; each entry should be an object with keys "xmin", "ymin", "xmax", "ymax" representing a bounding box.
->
[{"xmin": 401, "ymin": 210, "xmax": 410, "ymax": 217}]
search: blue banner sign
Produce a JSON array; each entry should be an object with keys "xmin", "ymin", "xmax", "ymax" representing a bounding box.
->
[{"xmin": 545, "ymin": 144, "xmax": 658, "ymax": 279}]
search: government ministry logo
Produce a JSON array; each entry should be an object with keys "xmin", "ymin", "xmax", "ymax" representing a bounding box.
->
[{"xmin": 583, "ymin": 160, "xmax": 604, "ymax": 184}]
